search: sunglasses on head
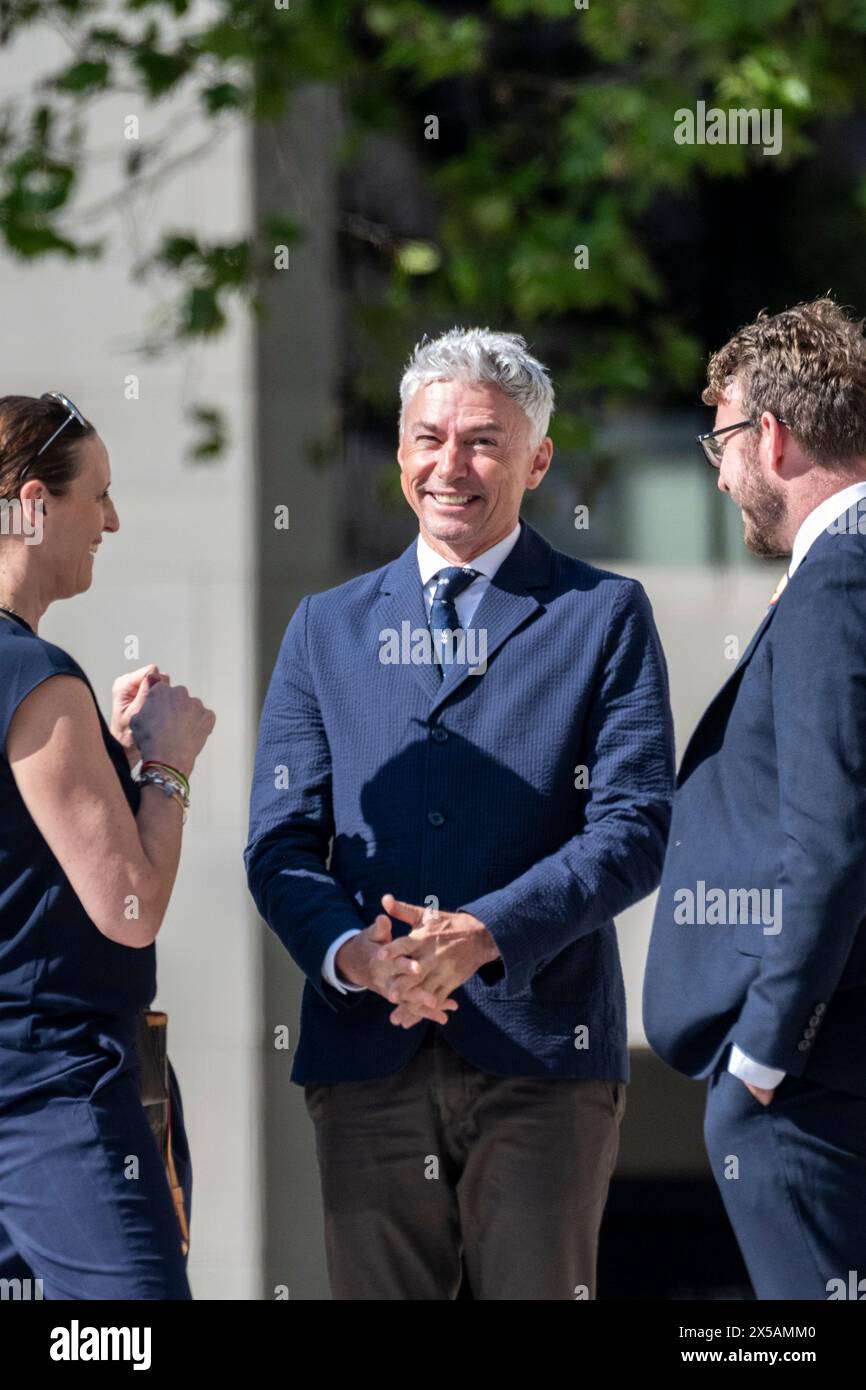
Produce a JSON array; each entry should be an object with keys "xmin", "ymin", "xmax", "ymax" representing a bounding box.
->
[{"xmin": 18, "ymin": 391, "xmax": 86, "ymax": 484}]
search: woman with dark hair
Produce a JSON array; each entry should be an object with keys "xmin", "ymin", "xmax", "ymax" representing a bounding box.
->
[{"xmin": 0, "ymin": 392, "xmax": 215, "ymax": 1299}]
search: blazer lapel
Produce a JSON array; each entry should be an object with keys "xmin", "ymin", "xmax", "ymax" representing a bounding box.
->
[
  {"xmin": 374, "ymin": 519, "xmax": 551, "ymax": 713},
  {"xmin": 431, "ymin": 520, "xmax": 550, "ymax": 714},
  {"xmin": 734, "ymin": 605, "xmax": 776, "ymax": 673},
  {"xmin": 677, "ymin": 593, "xmax": 781, "ymax": 784},
  {"xmin": 374, "ymin": 539, "xmax": 442, "ymax": 703}
]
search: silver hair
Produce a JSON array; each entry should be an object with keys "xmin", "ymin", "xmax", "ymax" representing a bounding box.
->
[{"xmin": 398, "ymin": 327, "xmax": 555, "ymax": 448}]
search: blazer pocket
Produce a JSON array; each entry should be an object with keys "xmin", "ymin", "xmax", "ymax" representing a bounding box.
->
[
  {"xmin": 732, "ymin": 920, "xmax": 770, "ymax": 956},
  {"xmin": 731, "ymin": 877, "xmax": 777, "ymax": 955},
  {"xmin": 726, "ymin": 856, "xmax": 776, "ymax": 956},
  {"xmin": 530, "ymin": 934, "xmax": 598, "ymax": 1003}
]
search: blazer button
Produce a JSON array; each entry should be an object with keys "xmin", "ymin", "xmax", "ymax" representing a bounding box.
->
[
  {"xmin": 427, "ymin": 811, "xmax": 445, "ymax": 827},
  {"xmin": 814, "ymin": 1002, "xmax": 827, "ymax": 1015},
  {"xmin": 804, "ymin": 1027, "xmax": 817, "ymax": 1039},
  {"xmin": 808, "ymin": 1014, "xmax": 821, "ymax": 1027},
  {"xmin": 797, "ymin": 1040, "xmax": 811, "ymax": 1052},
  {"xmin": 431, "ymin": 727, "xmax": 448, "ymax": 743}
]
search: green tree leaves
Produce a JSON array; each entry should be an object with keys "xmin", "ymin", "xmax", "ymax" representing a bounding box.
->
[{"xmin": 2, "ymin": 0, "xmax": 866, "ymax": 463}]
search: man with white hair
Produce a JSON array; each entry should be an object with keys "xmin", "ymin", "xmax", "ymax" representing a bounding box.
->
[{"xmin": 245, "ymin": 328, "xmax": 675, "ymax": 1299}]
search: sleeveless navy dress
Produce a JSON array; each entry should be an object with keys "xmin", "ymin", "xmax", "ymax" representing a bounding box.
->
[{"xmin": 0, "ymin": 611, "xmax": 191, "ymax": 1298}]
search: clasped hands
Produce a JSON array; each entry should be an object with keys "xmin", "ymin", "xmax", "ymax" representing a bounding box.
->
[
  {"xmin": 335, "ymin": 901, "xmax": 781, "ymax": 1094},
  {"xmin": 334, "ymin": 893, "xmax": 500, "ymax": 1028}
]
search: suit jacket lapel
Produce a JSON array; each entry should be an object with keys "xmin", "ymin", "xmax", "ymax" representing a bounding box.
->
[
  {"xmin": 677, "ymin": 596, "xmax": 780, "ymax": 784},
  {"xmin": 734, "ymin": 605, "xmax": 776, "ymax": 673},
  {"xmin": 374, "ymin": 539, "xmax": 442, "ymax": 703},
  {"xmin": 374, "ymin": 519, "xmax": 551, "ymax": 713}
]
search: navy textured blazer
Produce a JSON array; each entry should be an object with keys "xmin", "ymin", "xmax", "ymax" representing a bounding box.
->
[
  {"xmin": 245, "ymin": 518, "xmax": 675, "ymax": 1084},
  {"xmin": 644, "ymin": 524, "xmax": 866, "ymax": 1098}
]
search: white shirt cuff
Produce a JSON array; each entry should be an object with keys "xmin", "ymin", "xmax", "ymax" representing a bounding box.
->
[
  {"xmin": 728, "ymin": 1043, "xmax": 786, "ymax": 1089},
  {"xmin": 322, "ymin": 929, "xmax": 366, "ymax": 993}
]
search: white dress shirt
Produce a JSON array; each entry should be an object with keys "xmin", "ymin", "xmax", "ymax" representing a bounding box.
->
[
  {"xmin": 787, "ymin": 478, "xmax": 866, "ymax": 576},
  {"xmin": 322, "ymin": 522, "xmax": 523, "ymax": 993},
  {"xmin": 729, "ymin": 477, "xmax": 866, "ymax": 1089}
]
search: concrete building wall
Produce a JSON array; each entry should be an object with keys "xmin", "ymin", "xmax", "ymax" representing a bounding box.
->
[
  {"xmin": 0, "ymin": 31, "xmax": 262, "ymax": 1297},
  {"xmin": 252, "ymin": 84, "xmax": 345, "ymax": 1304}
]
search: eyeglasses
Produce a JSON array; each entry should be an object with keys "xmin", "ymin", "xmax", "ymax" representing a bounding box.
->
[
  {"xmin": 19, "ymin": 391, "xmax": 86, "ymax": 483},
  {"xmin": 697, "ymin": 415, "xmax": 789, "ymax": 469}
]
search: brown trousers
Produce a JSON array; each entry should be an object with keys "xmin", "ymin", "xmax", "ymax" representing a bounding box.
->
[{"xmin": 303, "ymin": 1026, "xmax": 625, "ymax": 1300}]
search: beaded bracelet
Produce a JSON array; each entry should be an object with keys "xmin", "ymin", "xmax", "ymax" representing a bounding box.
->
[
  {"xmin": 140, "ymin": 760, "xmax": 190, "ymax": 796},
  {"xmin": 137, "ymin": 769, "xmax": 190, "ymax": 823}
]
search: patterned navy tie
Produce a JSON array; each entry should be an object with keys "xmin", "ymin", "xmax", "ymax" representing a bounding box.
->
[{"xmin": 429, "ymin": 566, "xmax": 479, "ymax": 675}]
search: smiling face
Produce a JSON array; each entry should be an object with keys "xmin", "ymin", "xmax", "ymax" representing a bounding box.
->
[
  {"xmin": 397, "ymin": 379, "xmax": 552, "ymax": 562},
  {"xmin": 714, "ymin": 381, "xmax": 789, "ymax": 558},
  {"xmin": 25, "ymin": 433, "xmax": 119, "ymax": 598}
]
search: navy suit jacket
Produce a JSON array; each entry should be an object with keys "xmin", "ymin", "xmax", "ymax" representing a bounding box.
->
[
  {"xmin": 644, "ymin": 525, "xmax": 866, "ymax": 1097},
  {"xmin": 245, "ymin": 518, "xmax": 675, "ymax": 1083}
]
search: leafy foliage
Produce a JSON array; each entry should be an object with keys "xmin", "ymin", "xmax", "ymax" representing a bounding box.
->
[{"xmin": 2, "ymin": 0, "xmax": 866, "ymax": 461}]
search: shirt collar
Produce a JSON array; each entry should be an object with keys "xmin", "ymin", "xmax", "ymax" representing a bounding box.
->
[
  {"xmin": 416, "ymin": 519, "xmax": 522, "ymax": 587},
  {"xmin": 789, "ymin": 479, "xmax": 866, "ymax": 576}
]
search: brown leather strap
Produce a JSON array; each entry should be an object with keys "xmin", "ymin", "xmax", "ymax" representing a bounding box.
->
[{"xmin": 165, "ymin": 1082, "xmax": 190, "ymax": 1255}]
